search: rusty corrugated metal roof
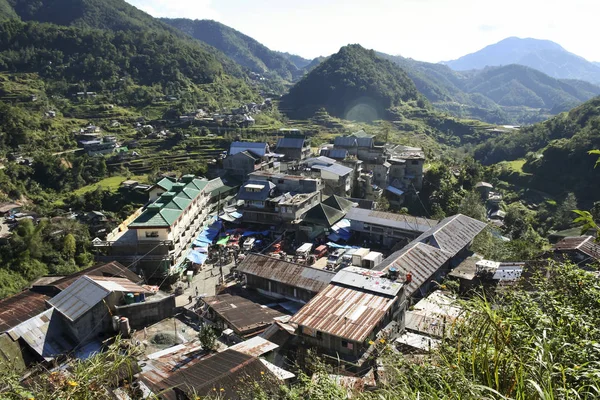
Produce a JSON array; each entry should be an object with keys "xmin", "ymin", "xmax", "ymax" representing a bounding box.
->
[
  {"xmin": 290, "ymin": 284, "xmax": 397, "ymax": 343},
  {"xmin": 0, "ymin": 290, "xmax": 51, "ymax": 332},
  {"xmin": 237, "ymin": 254, "xmax": 335, "ymax": 293},
  {"xmin": 554, "ymin": 236, "xmax": 600, "ymax": 261},
  {"xmin": 50, "ymin": 261, "xmax": 142, "ymax": 291},
  {"xmin": 228, "ymin": 336, "xmax": 279, "ymax": 357}
]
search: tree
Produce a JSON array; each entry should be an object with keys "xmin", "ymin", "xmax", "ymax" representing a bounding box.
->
[
  {"xmin": 198, "ymin": 325, "xmax": 217, "ymax": 351},
  {"xmin": 554, "ymin": 192, "xmax": 578, "ymax": 230},
  {"xmin": 457, "ymin": 191, "xmax": 486, "ymax": 221},
  {"xmin": 63, "ymin": 234, "xmax": 76, "ymax": 259}
]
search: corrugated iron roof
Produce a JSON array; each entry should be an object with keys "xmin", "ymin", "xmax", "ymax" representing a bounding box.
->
[
  {"xmin": 276, "ymin": 137, "xmax": 306, "ymax": 149},
  {"xmin": 50, "ymin": 261, "xmax": 142, "ymax": 291},
  {"xmin": 237, "ymin": 254, "xmax": 335, "ymax": 293},
  {"xmin": 291, "ymin": 284, "xmax": 397, "ymax": 343},
  {"xmin": 405, "ymin": 291, "xmax": 462, "ymax": 338},
  {"xmin": 204, "ymin": 293, "xmax": 286, "ymax": 336},
  {"xmin": 331, "ymin": 267, "xmax": 403, "ymax": 297},
  {"xmin": 346, "ymin": 208, "xmax": 437, "ymax": 233},
  {"xmin": 147, "ymin": 349, "xmax": 280, "ymax": 400},
  {"xmin": 230, "ymin": 141, "xmax": 268, "ymax": 156},
  {"xmin": 553, "ymin": 236, "xmax": 600, "ymax": 261},
  {"xmin": 334, "ymin": 136, "xmax": 358, "ymax": 147},
  {"xmin": 414, "ymin": 214, "xmax": 488, "ymax": 256},
  {"xmin": 89, "ymin": 276, "xmax": 153, "ymax": 294},
  {"xmin": 48, "ymin": 276, "xmax": 111, "ymax": 322},
  {"xmin": 7, "ymin": 308, "xmax": 74, "ymax": 361},
  {"xmin": 0, "ymin": 290, "xmax": 51, "ymax": 332},
  {"xmin": 228, "ymin": 336, "xmax": 279, "ymax": 357}
]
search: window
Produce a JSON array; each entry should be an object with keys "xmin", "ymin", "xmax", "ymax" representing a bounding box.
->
[
  {"xmin": 411, "ymin": 160, "xmax": 419, "ymax": 165},
  {"xmin": 341, "ymin": 340, "xmax": 348, "ymax": 348},
  {"xmin": 146, "ymin": 231, "xmax": 159, "ymax": 238},
  {"xmin": 278, "ymin": 179, "xmax": 285, "ymax": 184},
  {"xmin": 316, "ymin": 331, "xmax": 322, "ymax": 339}
]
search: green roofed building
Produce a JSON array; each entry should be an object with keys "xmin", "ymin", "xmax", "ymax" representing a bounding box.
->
[{"xmin": 95, "ymin": 175, "xmax": 231, "ymax": 282}]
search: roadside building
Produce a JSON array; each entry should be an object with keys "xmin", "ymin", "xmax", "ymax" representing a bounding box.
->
[
  {"xmin": 552, "ymin": 236, "xmax": 600, "ymax": 267},
  {"xmin": 291, "ymin": 267, "xmax": 407, "ymax": 364},
  {"xmin": 236, "ymin": 254, "xmax": 335, "ymax": 303}
]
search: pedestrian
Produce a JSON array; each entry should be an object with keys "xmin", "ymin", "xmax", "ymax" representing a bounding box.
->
[
  {"xmin": 195, "ymin": 287, "xmax": 199, "ymax": 297},
  {"xmin": 188, "ymin": 295, "xmax": 192, "ymax": 304}
]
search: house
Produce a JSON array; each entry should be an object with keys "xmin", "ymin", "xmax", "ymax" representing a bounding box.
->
[
  {"xmin": 552, "ymin": 236, "xmax": 600, "ymax": 267},
  {"xmin": 0, "ymin": 202, "xmax": 21, "ymax": 217},
  {"xmin": 141, "ymin": 349, "xmax": 282, "ymax": 400},
  {"xmin": 275, "ymin": 134, "xmax": 311, "ymax": 160},
  {"xmin": 291, "ymin": 266, "xmax": 407, "ymax": 363},
  {"xmin": 229, "ymin": 141, "xmax": 270, "ymax": 157},
  {"xmin": 299, "ymin": 195, "xmax": 355, "ymax": 241},
  {"xmin": 475, "ymin": 181, "xmax": 494, "ymax": 199},
  {"xmin": 300, "ymin": 157, "xmax": 354, "ymax": 197},
  {"xmin": 346, "ymin": 208, "xmax": 438, "ymax": 248},
  {"xmin": 236, "ymin": 254, "xmax": 335, "ymax": 303},
  {"xmin": 375, "ymin": 214, "xmax": 488, "ymax": 298},
  {"xmin": 248, "ymin": 171, "xmax": 324, "ymax": 194},
  {"xmin": 223, "ymin": 148, "xmax": 279, "ymax": 182}
]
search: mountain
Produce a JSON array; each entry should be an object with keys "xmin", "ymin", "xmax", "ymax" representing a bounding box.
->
[
  {"xmin": 161, "ymin": 18, "xmax": 301, "ymax": 81},
  {"xmin": 276, "ymin": 52, "xmax": 312, "ymax": 69},
  {"xmin": 444, "ymin": 37, "xmax": 600, "ymax": 84},
  {"xmin": 380, "ymin": 52, "xmax": 600, "ymax": 124},
  {"xmin": 474, "ymin": 97, "xmax": 600, "ymax": 203},
  {"xmin": 0, "ymin": 0, "xmax": 17, "ymax": 19},
  {"xmin": 280, "ymin": 44, "xmax": 423, "ymax": 121}
]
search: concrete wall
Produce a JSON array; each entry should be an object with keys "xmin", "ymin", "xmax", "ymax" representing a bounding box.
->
[{"xmin": 114, "ymin": 295, "xmax": 177, "ymax": 330}]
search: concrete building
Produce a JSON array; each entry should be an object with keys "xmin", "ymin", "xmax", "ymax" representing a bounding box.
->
[
  {"xmin": 223, "ymin": 150, "xmax": 279, "ymax": 182},
  {"xmin": 346, "ymin": 208, "xmax": 438, "ymax": 248},
  {"xmin": 95, "ymin": 175, "xmax": 225, "ymax": 282},
  {"xmin": 291, "ymin": 266, "xmax": 407, "ymax": 363},
  {"xmin": 248, "ymin": 171, "xmax": 324, "ymax": 194},
  {"xmin": 236, "ymin": 254, "xmax": 335, "ymax": 303},
  {"xmin": 275, "ymin": 134, "xmax": 311, "ymax": 160}
]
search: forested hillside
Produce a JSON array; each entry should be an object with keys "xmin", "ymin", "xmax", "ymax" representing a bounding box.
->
[
  {"xmin": 162, "ymin": 18, "xmax": 302, "ymax": 82},
  {"xmin": 380, "ymin": 53, "xmax": 600, "ymax": 124},
  {"xmin": 280, "ymin": 44, "xmax": 424, "ymax": 120},
  {"xmin": 474, "ymin": 96, "xmax": 600, "ymax": 204}
]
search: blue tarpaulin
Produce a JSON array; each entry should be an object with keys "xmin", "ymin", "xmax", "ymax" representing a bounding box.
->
[
  {"xmin": 242, "ymin": 230, "xmax": 270, "ymax": 237},
  {"xmin": 187, "ymin": 251, "xmax": 208, "ymax": 265},
  {"xmin": 326, "ymin": 242, "xmax": 359, "ymax": 249}
]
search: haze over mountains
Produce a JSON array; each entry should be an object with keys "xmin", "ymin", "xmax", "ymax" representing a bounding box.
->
[{"xmin": 444, "ymin": 37, "xmax": 600, "ymax": 84}]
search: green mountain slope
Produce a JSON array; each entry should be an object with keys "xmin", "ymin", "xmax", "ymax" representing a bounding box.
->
[
  {"xmin": 162, "ymin": 18, "xmax": 301, "ymax": 81},
  {"xmin": 474, "ymin": 97, "xmax": 600, "ymax": 203},
  {"xmin": 0, "ymin": 0, "xmax": 17, "ymax": 19},
  {"xmin": 380, "ymin": 53, "xmax": 600, "ymax": 124},
  {"xmin": 280, "ymin": 44, "xmax": 423, "ymax": 121},
  {"xmin": 276, "ymin": 51, "xmax": 312, "ymax": 69}
]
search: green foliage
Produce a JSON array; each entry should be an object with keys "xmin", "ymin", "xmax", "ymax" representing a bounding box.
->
[
  {"xmin": 281, "ymin": 44, "xmax": 424, "ymax": 121},
  {"xmin": 162, "ymin": 18, "xmax": 301, "ymax": 82},
  {"xmin": 457, "ymin": 191, "xmax": 486, "ymax": 221},
  {"xmin": 198, "ymin": 324, "xmax": 218, "ymax": 351}
]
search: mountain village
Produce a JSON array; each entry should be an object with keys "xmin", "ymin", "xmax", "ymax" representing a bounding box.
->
[{"xmin": 1, "ymin": 129, "xmax": 598, "ymax": 399}]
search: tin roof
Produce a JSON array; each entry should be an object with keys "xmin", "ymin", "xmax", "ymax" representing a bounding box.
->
[
  {"xmin": 405, "ymin": 291, "xmax": 462, "ymax": 338},
  {"xmin": 312, "ymin": 163, "xmax": 353, "ymax": 177},
  {"xmin": 48, "ymin": 276, "xmax": 111, "ymax": 322},
  {"xmin": 237, "ymin": 254, "xmax": 335, "ymax": 293},
  {"xmin": 413, "ymin": 214, "xmax": 488, "ymax": 257},
  {"xmin": 553, "ymin": 236, "xmax": 600, "ymax": 261},
  {"xmin": 204, "ymin": 293, "xmax": 286, "ymax": 336},
  {"xmin": 331, "ymin": 267, "xmax": 403, "ymax": 297},
  {"xmin": 346, "ymin": 208, "xmax": 437, "ymax": 233},
  {"xmin": 152, "ymin": 349, "xmax": 280, "ymax": 400},
  {"xmin": 49, "ymin": 261, "xmax": 142, "ymax": 291},
  {"xmin": 0, "ymin": 290, "xmax": 51, "ymax": 332},
  {"xmin": 7, "ymin": 308, "xmax": 74, "ymax": 361},
  {"xmin": 276, "ymin": 137, "xmax": 306, "ymax": 149},
  {"xmin": 228, "ymin": 336, "xmax": 279, "ymax": 357},
  {"xmin": 89, "ymin": 276, "xmax": 153, "ymax": 294},
  {"xmin": 303, "ymin": 203, "xmax": 347, "ymax": 227},
  {"xmin": 230, "ymin": 141, "xmax": 268, "ymax": 156},
  {"xmin": 322, "ymin": 195, "xmax": 355, "ymax": 213},
  {"xmin": 290, "ymin": 283, "xmax": 398, "ymax": 343}
]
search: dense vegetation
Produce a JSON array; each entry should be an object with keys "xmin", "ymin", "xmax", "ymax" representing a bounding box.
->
[
  {"xmin": 474, "ymin": 96, "xmax": 600, "ymax": 205},
  {"xmin": 280, "ymin": 44, "xmax": 424, "ymax": 121},
  {"xmin": 444, "ymin": 36, "xmax": 600, "ymax": 84},
  {"xmin": 380, "ymin": 53, "xmax": 600, "ymax": 124},
  {"xmin": 162, "ymin": 18, "xmax": 302, "ymax": 82}
]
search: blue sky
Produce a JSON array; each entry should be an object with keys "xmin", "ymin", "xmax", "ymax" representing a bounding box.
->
[{"xmin": 125, "ymin": 0, "xmax": 600, "ymax": 63}]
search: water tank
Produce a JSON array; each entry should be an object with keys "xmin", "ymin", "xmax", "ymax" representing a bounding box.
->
[
  {"xmin": 112, "ymin": 315, "xmax": 120, "ymax": 332},
  {"xmin": 140, "ymin": 292, "xmax": 146, "ymax": 302},
  {"xmin": 119, "ymin": 317, "xmax": 131, "ymax": 338},
  {"xmin": 134, "ymin": 293, "xmax": 140, "ymax": 303},
  {"xmin": 125, "ymin": 293, "xmax": 135, "ymax": 304}
]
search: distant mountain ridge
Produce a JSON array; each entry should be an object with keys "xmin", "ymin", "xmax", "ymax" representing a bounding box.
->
[
  {"xmin": 443, "ymin": 37, "xmax": 600, "ymax": 84},
  {"xmin": 380, "ymin": 52, "xmax": 600, "ymax": 124}
]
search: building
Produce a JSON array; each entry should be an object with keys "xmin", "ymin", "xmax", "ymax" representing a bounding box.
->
[
  {"xmin": 223, "ymin": 150, "xmax": 279, "ymax": 182},
  {"xmin": 229, "ymin": 141, "xmax": 270, "ymax": 157},
  {"xmin": 552, "ymin": 236, "xmax": 600, "ymax": 267},
  {"xmin": 81, "ymin": 136, "xmax": 118, "ymax": 156},
  {"xmin": 375, "ymin": 214, "xmax": 488, "ymax": 298},
  {"xmin": 237, "ymin": 181, "xmax": 320, "ymax": 225},
  {"xmin": 299, "ymin": 195, "xmax": 355, "ymax": 240},
  {"xmin": 236, "ymin": 254, "xmax": 335, "ymax": 303},
  {"xmin": 346, "ymin": 208, "xmax": 438, "ymax": 248},
  {"xmin": 300, "ymin": 157, "xmax": 354, "ymax": 197},
  {"xmin": 95, "ymin": 176, "xmax": 222, "ymax": 282},
  {"xmin": 248, "ymin": 171, "xmax": 324, "ymax": 194},
  {"xmin": 291, "ymin": 266, "xmax": 407, "ymax": 362},
  {"xmin": 275, "ymin": 134, "xmax": 311, "ymax": 160}
]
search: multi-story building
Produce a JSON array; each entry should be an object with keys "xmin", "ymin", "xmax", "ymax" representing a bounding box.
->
[
  {"xmin": 95, "ymin": 175, "xmax": 225, "ymax": 282},
  {"xmin": 300, "ymin": 157, "xmax": 354, "ymax": 197},
  {"xmin": 275, "ymin": 133, "xmax": 311, "ymax": 160},
  {"xmin": 248, "ymin": 171, "xmax": 324, "ymax": 194},
  {"xmin": 222, "ymin": 141, "xmax": 280, "ymax": 182},
  {"xmin": 237, "ymin": 180, "xmax": 320, "ymax": 225}
]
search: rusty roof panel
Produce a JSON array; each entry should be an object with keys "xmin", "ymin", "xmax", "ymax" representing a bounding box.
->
[
  {"xmin": 237, "ymin": 254, "xmax": 335, "ymax": 293},
  {"xmin": 0, "ymin": 290, "xmax": 51, "ymax": 332},
  {"xmin": 48, "ymin": 276, "xmax": 111, "ymax": 321},
  {"xmin": 204, "ymin": 293, "xmax": 285, "ymax": 336},
  {"xmin": 554, "ymin": 236, "xmax": 600, "ymax": 261},
  {"xmin": 50, "ymin": 261, "xmax": 142, "ymax": 291},
  {"xmin": 228, "ymin": 336, "xmax": 279, "ymax": 357},
  {"xmin": 291, "ymin": 284, "xmax": 397, "ymax": 343}
]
